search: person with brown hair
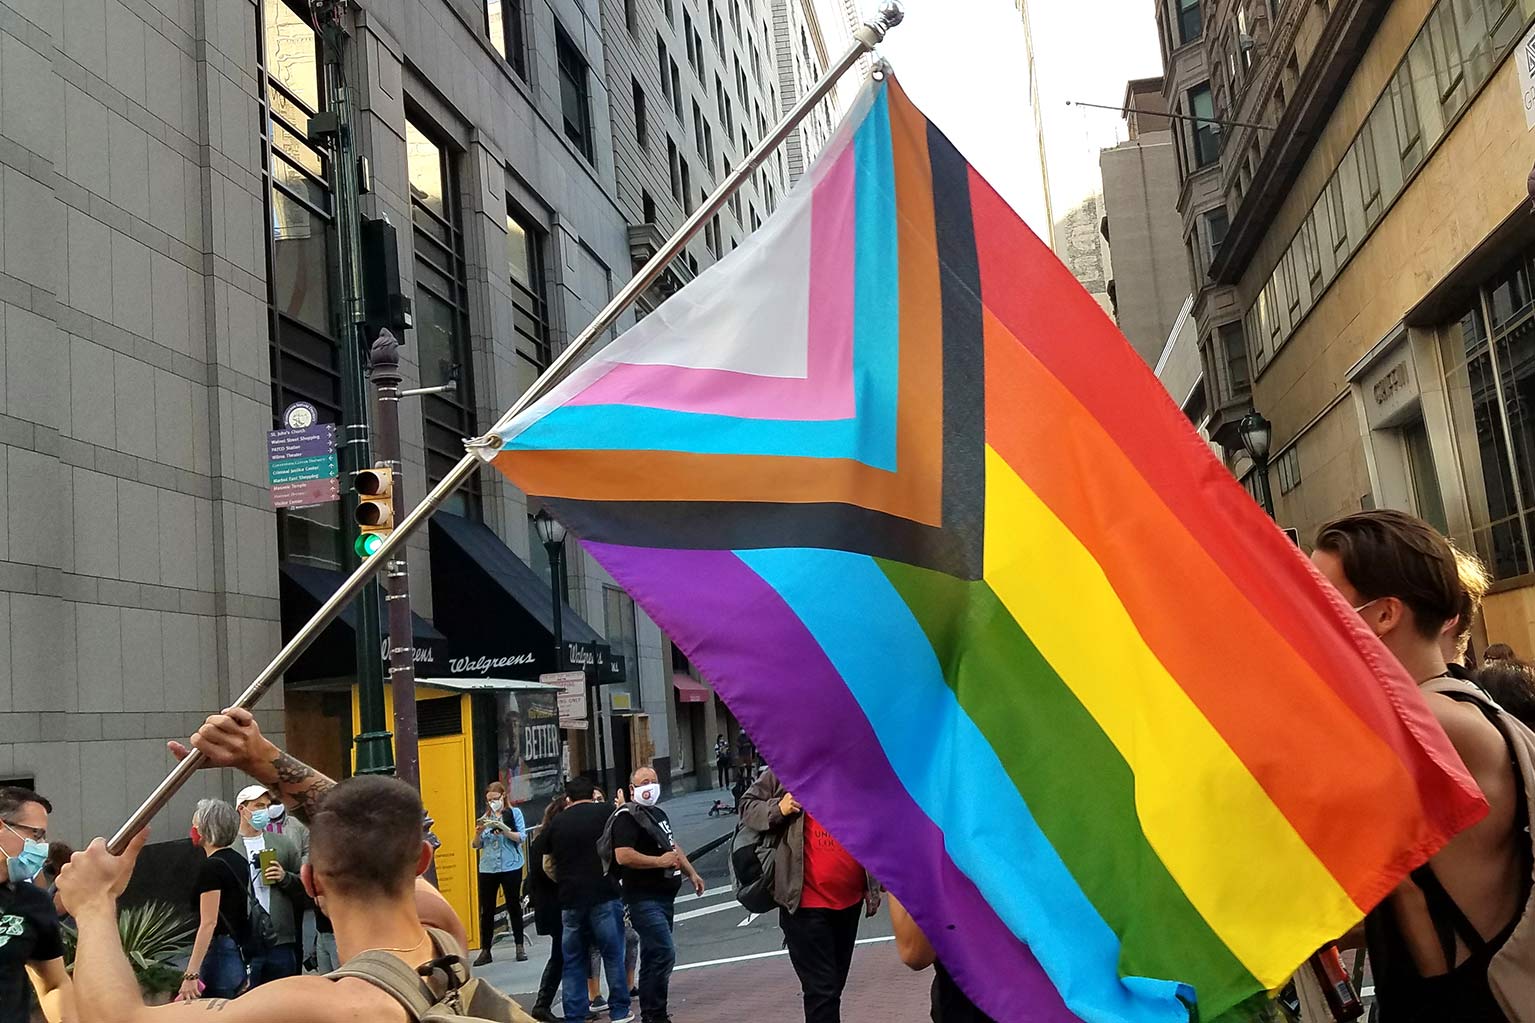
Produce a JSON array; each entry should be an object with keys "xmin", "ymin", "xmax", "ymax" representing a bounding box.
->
[
  {"xmin": 56, "ymin": 708, "xmax": 472, "ymax": 1023},
  {"xmin": 1484, "ymin": 643, "xmax": 1521, "ymax": 665},
  {"xmin": 1443, "ymin": 544, "xmax": 1492, "ymax": 675},
  {"xmin": 525, "ymin": 795, "xmax": 569, "ymax": 1022},
  {"xmin": 472, "ymin": 780, "xmax": 528, "ymax": 966},
  {"xmin": 1312, "ymin": 510, "xmax": 1523, "ymax": 1021},
  {"xmin": 1476, "ymin": 659, "xmax": 1535, "ymax": 731}
]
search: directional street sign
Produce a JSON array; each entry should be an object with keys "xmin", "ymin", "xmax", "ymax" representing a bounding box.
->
[{"xmin": 268, "ymin": 421, "xmax": 340, "ymax": 509}]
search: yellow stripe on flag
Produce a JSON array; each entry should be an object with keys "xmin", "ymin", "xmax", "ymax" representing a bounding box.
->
[{"xmin": 983, "ymin": 446, "xmax": 1359, "ymax": 986}]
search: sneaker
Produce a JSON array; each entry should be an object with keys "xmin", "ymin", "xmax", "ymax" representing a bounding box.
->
[
  {"xmin": 589, "ymin": 997, "xmax": 608, "ymax": 1012},
  {"xmin": 610, "ymin": 1015, "xmax": 636, "ymax": 1023},
  {"xmin": 529, "ymin": 1009, "xmax": 561, "ymax": 1022},
  {"xmin": 516, "ymin": 943, "xmax": 529, "ymax": 963},
  {"xmin": 472, "ymin": 949, "xmax": 493, "ymax": 967}
]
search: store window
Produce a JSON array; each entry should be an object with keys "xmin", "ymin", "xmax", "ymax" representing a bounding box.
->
[
  {"xmin": 260, "ymin": 0, "xmax": 343, "ymax": 569},
  {"xmin": 1441, "ymin": 250, "xmax": 1535, "ymax": 579},
  {"xmin": 407, "ymin": 118, "xmax": 480, "ymax": 518}
]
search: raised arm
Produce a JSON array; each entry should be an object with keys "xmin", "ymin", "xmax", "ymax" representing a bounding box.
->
[{"xmin": 168, "ymin": 709, "xmax": 335, "ymax": 824}]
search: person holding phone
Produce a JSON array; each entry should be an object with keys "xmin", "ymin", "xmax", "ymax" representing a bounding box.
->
[{"xmin": 471, "ymin": 781, "xmax": 527, "ymax": 966}]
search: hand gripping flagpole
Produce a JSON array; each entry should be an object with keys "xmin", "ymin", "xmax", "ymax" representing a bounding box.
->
[{"xmin": 110, "ymin": 2, "xmax": 905, "ymax": 853}]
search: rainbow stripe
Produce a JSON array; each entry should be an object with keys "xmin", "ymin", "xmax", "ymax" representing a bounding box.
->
[{"xmin": 488, "ymin": 78, "xmax": 1486, "ymax": 1021}]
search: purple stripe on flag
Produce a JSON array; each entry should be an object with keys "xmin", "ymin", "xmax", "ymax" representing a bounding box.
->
[{"xmin": 584, "ymin": 541, "xmax": 1081, "ymax": 1022}]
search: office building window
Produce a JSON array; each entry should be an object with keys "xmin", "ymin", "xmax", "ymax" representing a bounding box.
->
[
  {"xmin": 1326, "ymin": 177, "xmax": 1348, "ymax": 253},
  {"xmin": 1188, "ymin": 84, "xmax": 1219, "ymax": 167},
  {"xmin": 1300, "ymin": 212, "xmax": 1323, "ymax": 284},
  {"xmin": 684, "ymin": 11, "xmax": 698, "ymax": 69},
  {"xmin": 556, "ymin": 26, "xmax": 594, "ymax": 161},
  {"xmin": 633, "ymin": 78, "xmax": 648, "ymax": 149},
  {"xmin": 1276, "ymin": 447, "xmax": 1301, "ymax": 495},
  {"xmin": 642, "ymin": 190, "xmax": 656, "ymax": 224},
  {"xmin": 1202, "ymin": 208, "xmax": 1229, "ymax": 266},
  {"xmin": 406, "ymin": 118, "xmax": 479, "ymax": 517},
  {"xmin": 486, "ymin": 0, "xmax": 527, "ymax": 80},
  {"xmin": 668, "ymin": 137, "xmax": 682, "ymax": 203},
  {"xmin": 680, "ymin": 157, "xmax": 693, "ymax": 213},
  {"xmin": 604, "ymin": 586, "xmax": 641, "ymax": 699},
  {"xmin": 507, "ymin": 205, "xmax": 552, "ymax": 369},
  {"xmin": 657, "ymin": 34, "xmax": 670, "ymax": 106},
  {"xmin": 261, "ymin": 0, "xmax": 343, "ymax": 568},
  {"xmin": 1220, "ymin": 321, "xmax": 1249, "ymax": 397},
  {"xmin": 1390, "ymin": 62, "xmax": 1424, "ymax": 172},
  {"xmin": 1441, "ymin": 249, "xmax": 1535, "ymax": 579},
  {"xmin": 625, "ymin": 0, "xmax": 637, "ymax": 33},
  {"xmin": 1175, "ymin": 0, "xmax": 1201, "ymax": 43}
]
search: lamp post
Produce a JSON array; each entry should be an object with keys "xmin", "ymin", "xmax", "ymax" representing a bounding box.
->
[
  {"xmin": 1239, "ymin": 411, "xmax": 1276, "ymax": 519},
  {"xmin": 535, "ymin": 510, "xmax": 585, "ymax": 783}
]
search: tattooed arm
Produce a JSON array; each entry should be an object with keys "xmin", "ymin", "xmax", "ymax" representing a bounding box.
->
[{"xmin": 168, "ymin": 709, "xmax": 336, "ymax": 824}]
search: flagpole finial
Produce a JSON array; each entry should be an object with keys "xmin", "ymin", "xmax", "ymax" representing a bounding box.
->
[{"xmin": 869, "ymin": 0, "xmax": 904, "ymax": 35}]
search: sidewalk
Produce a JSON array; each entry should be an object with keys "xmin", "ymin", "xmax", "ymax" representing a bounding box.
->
[{"xmin": 474, "ymin": 784, "xmax": 739, "ymax": 997}]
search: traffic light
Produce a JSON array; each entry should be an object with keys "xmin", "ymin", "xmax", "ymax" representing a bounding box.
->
[{"xmin": 353, "ymin": 467, "xmax": 394, "ymax": 558}]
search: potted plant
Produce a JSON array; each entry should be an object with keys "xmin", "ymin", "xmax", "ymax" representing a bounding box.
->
[{"xmin": 63, "ymin": 902, "xmax": 195, "ymax": 1005}]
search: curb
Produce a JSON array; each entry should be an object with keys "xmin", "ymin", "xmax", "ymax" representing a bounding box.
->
[{"xmin": 686, "ymin": 829, "xmax": 732, "ymax": 862}]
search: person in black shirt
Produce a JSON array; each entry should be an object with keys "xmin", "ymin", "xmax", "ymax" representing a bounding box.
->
[
  {"xmin": 0, "ymin": 786, "xmax": 72, "ymax": 1023},
  {"xmin": 888, "ymin": 893, "xmax": 995, "ymax": 1023},
  {"xmin": 180, "ymin": 798, "xmax": 250, "ymax": 1001},
  {"xmin": 610, "ymin": 767, "xmax": 703, "ymax": 1023},
  {"xmin": 544, "ymin": 776, "xmax": 633, "ymax": 1023}
]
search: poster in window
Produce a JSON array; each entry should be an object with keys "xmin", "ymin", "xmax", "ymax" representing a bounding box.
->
[{"xmin": 497, "ymin": 690, "xmax": 562, "ymax": 812}]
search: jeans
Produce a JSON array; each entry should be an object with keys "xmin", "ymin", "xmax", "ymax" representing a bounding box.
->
[
  {"xmin": 628, "ymin": 897, "xmax": 677, "ymax": 1022},
  {"xmin": 314, "ymin": 932, "xmax": 339, "ymax": 975},
  {"xmin": 536, "ymin": 918, "xmax": 563, "ymax": 1011},
  {"xmin": 201, "ymin": 935, "xmax": 247, "ymax": 999},
  {"xmin": 478, "ymin": 869, "xmax": 526, "ymax": 948},
  {"xmin": 561, "ymin": 900, "xmax": 631, "ymax": 1023},
  {"xmin": 587, "ymin": 902, "xmax": 638, "ymax": 979},
  {"xmin": 247, "ymin": 942, "xmax": 301, "ymax": 987},
  {"xmin": 781, "ymin": 904, "xmax": 862, "ymax": 1023}
]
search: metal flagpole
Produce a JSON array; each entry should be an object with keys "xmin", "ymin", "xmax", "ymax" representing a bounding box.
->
[{"xmin": 110, "ymin": 1, "xmax": 906, "ymax": 853}]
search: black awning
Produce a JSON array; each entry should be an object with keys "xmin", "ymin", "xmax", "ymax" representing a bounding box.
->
[
  {"xmin": 429, "ymin": 512, "xmax": 607, "ymax": 679},
  {"xmin": 280, "ymin": 563, "xmax": 448, "ymax": 682}
]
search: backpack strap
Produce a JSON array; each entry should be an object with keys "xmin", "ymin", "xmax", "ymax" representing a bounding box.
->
[{"xmin": 327, "ymin": 951, "xmax": 437, "ymax": 1021}]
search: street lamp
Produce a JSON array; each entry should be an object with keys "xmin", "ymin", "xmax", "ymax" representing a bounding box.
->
[
  {"xmin": 534, "ymin": 509, "xmax": 568, "ymax": 671},
  {"xmin": 535, "ymin": 509, "xmax": 588, "ymax": 783},
  {"xmin": 1239, "ymin": 411, "xmax": 1276, "ymax": 518}
]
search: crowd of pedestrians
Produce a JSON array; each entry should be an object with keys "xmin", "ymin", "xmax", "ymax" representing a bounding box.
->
[{"xmin": 7, "ymin": 508, "xmax": 1535, "ymax": 1022}]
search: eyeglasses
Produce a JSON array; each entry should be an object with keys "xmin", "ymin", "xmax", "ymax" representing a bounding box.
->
[{"xmin": 0, "ymin": 819, "xmax": 46, "ymax": 843}]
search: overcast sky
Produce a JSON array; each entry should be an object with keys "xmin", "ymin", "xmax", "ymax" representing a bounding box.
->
[{"xmin": 818, "ymin": 0, "xmax": 1165, "ymax": 238}]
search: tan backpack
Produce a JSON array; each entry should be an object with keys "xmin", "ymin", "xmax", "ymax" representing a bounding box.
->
[
  {"xmin": 326, "ymin": 926, "xmax": 535, "ymax": 1023},
  {"xmin": 1422, "ymin": 677, "xmax": 1535, "ymax": 1021}
]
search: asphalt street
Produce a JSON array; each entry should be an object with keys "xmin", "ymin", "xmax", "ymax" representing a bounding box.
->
[{"xmin": 474, "ymin": 800, "xmax": 934, "ymax": 1021}]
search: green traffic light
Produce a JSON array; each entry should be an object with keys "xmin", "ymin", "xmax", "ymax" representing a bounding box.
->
[{"xmin": 356, "ymin": 533, "xmax": 385, "ymax": 558}]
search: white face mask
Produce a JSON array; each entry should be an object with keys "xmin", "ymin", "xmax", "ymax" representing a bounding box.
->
[
  {"xmin": 634, "ymin": 783, "xmax": 661, "ymax": 807},
  {"xmin": 488, "ymin": 799, "xmax": 504, "ymax": 812}
]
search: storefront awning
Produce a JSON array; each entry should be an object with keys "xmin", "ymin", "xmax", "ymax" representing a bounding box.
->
[
  {"xmin": 672, "ymin": 673, "xmax": 711, "ymax": 704},
  {"xmin": 429, "ymin": 512, "xmax": 606, "ymax": 679},
  {"xmin": 280, "ymin": 563, "xmax": 448, "ymax": 683},
  {"xmin": 415, "ymin": 676, "xmax": 561, "ymax": 694}
]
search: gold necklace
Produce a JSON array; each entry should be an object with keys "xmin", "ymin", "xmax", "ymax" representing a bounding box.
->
[{"xmin": 361, "ymin": 932, "xmax": 429, "ymax": 956}]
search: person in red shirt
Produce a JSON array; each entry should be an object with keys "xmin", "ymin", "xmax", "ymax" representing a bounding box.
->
[{"xmin": 740, "ymin": 768, "xmax": 880, "ymax": 1023}]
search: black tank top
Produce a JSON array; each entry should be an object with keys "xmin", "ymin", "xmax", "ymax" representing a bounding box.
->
[
  {"xmin": 1364, "ymin": 682, "xmax": 1528, "ymax": 1023},
  {"xmin": 1364, "ymin": 864, "xmax": 1512, "ymax": 1022}
]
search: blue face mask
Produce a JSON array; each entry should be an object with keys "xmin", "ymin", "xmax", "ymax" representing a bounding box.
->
[
  {"xmin": 2, "ymin": 823, "xmax": 47, "ymax": 884},
  {"xmin": 249, "ymin": 808, "xmax": 271, "ymax": 831}
]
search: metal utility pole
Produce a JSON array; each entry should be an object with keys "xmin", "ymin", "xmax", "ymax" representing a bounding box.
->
[
  {"xmin": 314, "ymin": 0, "xmax": 393, "ymax": 776},
  {"xmin": 109, "ymin": 1, "xmax": 906, "ymax": 851},
  {"xmin": 1017, "ymin": 0, "xmax": 1057, "ymax": 250},
  {"xmin": 370, "ymin": 330, "xmax": 419, "ymax": 788}
]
